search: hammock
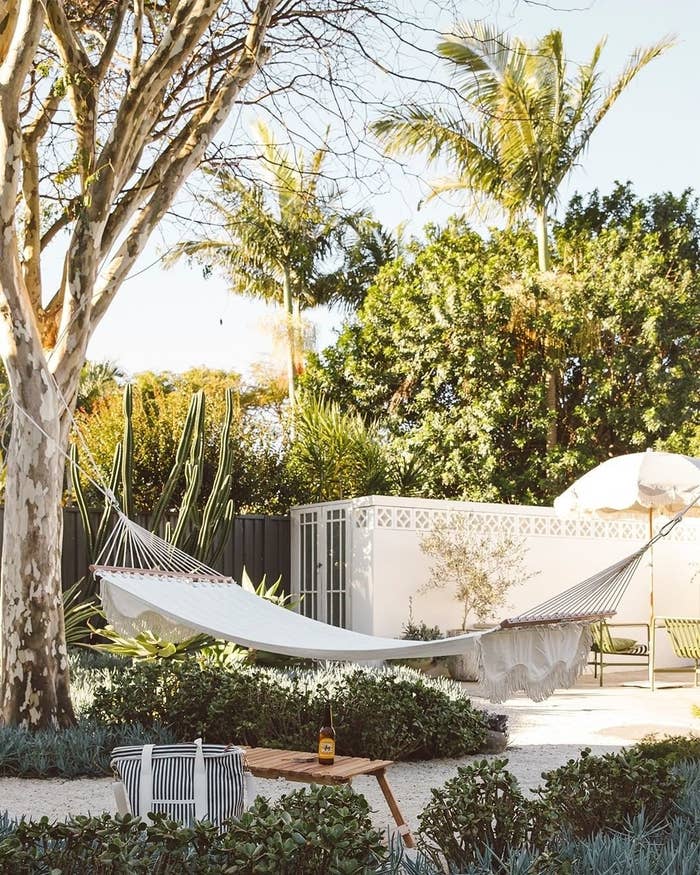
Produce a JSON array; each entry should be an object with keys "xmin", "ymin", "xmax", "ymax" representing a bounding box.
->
[
  {"xmin": 4, "ymin": 391, "xmax": 694, "ymax": 703},
  {"xmin": 89, "ymin": 510, "xmax": 662, "ymax": 702}
]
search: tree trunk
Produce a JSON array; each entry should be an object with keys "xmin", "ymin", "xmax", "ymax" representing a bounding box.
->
[
  {"xmin": 0, "ymin": 366, "xmax": 74, "ymax": 728},
  {"xmin": 282, "ymin": 266, "xmax": 296, "ymax": 408},
  {"xmin": 536, "ymin": 206, "xmax": 557, "ymax": 448},
  {"xmin": 535, "ymin": 207, "xmax": 551, "ymax": 272}
]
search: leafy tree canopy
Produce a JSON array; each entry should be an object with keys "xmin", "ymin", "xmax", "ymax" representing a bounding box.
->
[
  {"xmin": 73, "ymin": 369, "xmax": 292, "ymax": 514},
  {"xmin": 303, "ymin": 184, "xmax": 700, "ymax": 504}
]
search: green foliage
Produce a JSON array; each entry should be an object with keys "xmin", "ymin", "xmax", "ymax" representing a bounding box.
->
[
  {"xmin": 417, "ymin": 758, "xmax": 532, "ymax": 872},
  {"xmin": 0, "ymin": 721, "xmax": 175, "ymax": 778},
  {"xmin": 62, "ymin": 580, "xmax": 100, "ymax": 646},
  {"xmin": 221, "ymin": 785, "xmax": 385, "ymax": 874},
  {"xmin": 305, "ymin": 186, "xmax": 700, "ymax": 503},
  {"xmin": 76, "ymin": 360, "xmax": 124, "ymax": 414},
  {"xmin": 286, "ymin": 394, "xmax": 393, "ymax": 501},
  {"xmin": 0, "ymin": 786, "xmax": 386, "ymax": 874},
  {"xmin": 73, "ymin": 381, "xmax": 237, "ymax": 568},
  {"xmin": 86, "ymin": 661, "xmax": 488, "ymax": 760},
  {"xmin": 89, "ymin": 627, "xmax": 212, "ymax": 661},
  {"xmin": 533, "ymin": 747, "xmax": 682, "ymax": 840},
  {"xmin": 414, "ymin": 751, "xmax": 695, "ymax": 874},
  {"xmin": 72, "ymin": 368, "xmax": 291, "ymax": 516},
  {"xmin": 633, "ymin": 733, "xmax": 700, "ymax": 765},
  {"xmin": 401, "ymin": 620, "xmax": 442, "ymax": 642}
]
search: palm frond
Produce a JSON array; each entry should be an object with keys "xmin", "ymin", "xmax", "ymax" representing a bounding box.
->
[{"xmin": 591, "ymin": 36, "xmax": 676, "ymax": 131}]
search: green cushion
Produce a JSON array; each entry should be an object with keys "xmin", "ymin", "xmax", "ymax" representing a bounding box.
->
[{"xmin": 609, "ymin": 636, "xmax": 637, "ymax": 653}]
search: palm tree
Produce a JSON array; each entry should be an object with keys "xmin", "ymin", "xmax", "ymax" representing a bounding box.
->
[
  {"xmin": 373, "ymin": 24, "xmax": 673, "ymax": 272},
  {"xmin": 170, "ymin": 122, "xmax": 392, "ymax": 407},
  {"xmin": 373, "ymin": 24, "xmax": 672, "ymax": 448},
  {"xmin": 77, "ymin": 360, "xmax": 124, "ymax": 413}
]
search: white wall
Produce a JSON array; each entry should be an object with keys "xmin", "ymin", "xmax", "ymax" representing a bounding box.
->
[{"xmin": 292, "ymin": 496, "xmax": 700, "ymax": 670}]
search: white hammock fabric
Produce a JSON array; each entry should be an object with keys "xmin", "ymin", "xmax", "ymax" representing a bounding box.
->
[{"xmin": 98, "ymin": 568, "xmax": 592, "ymax": 703}]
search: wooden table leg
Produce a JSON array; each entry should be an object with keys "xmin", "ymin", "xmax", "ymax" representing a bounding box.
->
[{"xmin": 375, "ymin": 769, "xmax": 415, "ymax": 848}]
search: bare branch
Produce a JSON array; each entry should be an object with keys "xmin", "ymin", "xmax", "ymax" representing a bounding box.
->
[
  {"xmin": 130, "ymin": 0, "xmax": 145, "ymax": 80},
  {"xmin": 95, "ymin": 0, "xmax": 129, "ymax": 81},
  {"xmin": 90, "ymin": 0, "xmax": 276, "ymax": 332}
]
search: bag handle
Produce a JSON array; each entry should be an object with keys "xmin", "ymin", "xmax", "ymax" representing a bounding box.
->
[
  {"xmin": 193, "ymin": 737, "xmax": 207, "ymax": 820},
  {"xmin": 139, "ymin": 744, "xmax": 154, "ymax": 815}
]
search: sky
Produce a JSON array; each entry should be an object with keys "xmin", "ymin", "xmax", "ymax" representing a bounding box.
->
[{"xmin": 86, "ymin": 0, "xmax": 700, "ymax": 380}]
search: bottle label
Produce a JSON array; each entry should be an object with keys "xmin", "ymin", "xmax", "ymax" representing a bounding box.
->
[{"xmin": 318, "ymin": 739, "xmax": 335, "ymax": 759}]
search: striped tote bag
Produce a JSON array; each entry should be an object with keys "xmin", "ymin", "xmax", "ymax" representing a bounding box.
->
[{"xmin": 110, "ymin": 739, "xmax": 246, "ymax": 826}]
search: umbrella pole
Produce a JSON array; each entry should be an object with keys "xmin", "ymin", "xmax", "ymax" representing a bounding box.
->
[{"xmin": 648, "ymin": 508, "xmax": 655, "ymax": 691}]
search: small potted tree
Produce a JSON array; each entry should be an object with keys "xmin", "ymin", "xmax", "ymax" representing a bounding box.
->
[{"xmin": 419, "ymin": 515, "xmax": 537, "ymax": 681}]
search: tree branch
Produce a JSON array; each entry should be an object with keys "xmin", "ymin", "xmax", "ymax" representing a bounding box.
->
[
  {"xmin": 90, "ymin": 0, "xmax": 277, "ymax": 334},
  {"xmin": 44, "ymin": 0, "xmax": 97, "ymax": 184},
  {"xmin": 21, "ymin": 86, "xmax": 63, "ymax": 312},
  {"xmin": 96, "ymin": 0, "xmax": 129, "ymax": 81},
  {"xmin": 90, "ymin": 0, "xmax": 225, "ymax": 219},
  {"xmin": 130, "ymin": 0, "xmax": 144, "ymax": 81}
]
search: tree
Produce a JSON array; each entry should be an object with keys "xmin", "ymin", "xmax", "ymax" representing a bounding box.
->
[
  {"xmin": 304, "ymin": 186, "xmax": 700, "ymax": 503},
  {"xmin": 373, "ymin": 23, "xmax": 672, "ymax": 273},
  {"xmin": 0, "ymin": 0, "xmax": 386, "ymax": 728},
  {"xmin": 286, "ymin": 394, "xmax": 392, "ymax": 502},
  {"xmin": 74, "ymin": 369, "xmax": 293, "ymax": 514},
  {"xmin": 420, "ymin": 517, "xmax": 533, "ymax": 630},
  {"xmin": 76, "ymin": 360, "xmax": 124, "ymax": 414},
  {"xmin": 373, "ymin": 24, "xmax": 671, "ymax": 449},
  {"xmin": 170, "ymin": 121, "xmax": 391, "ymax": 407}
]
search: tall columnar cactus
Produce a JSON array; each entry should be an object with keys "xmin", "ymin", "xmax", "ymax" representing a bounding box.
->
[{"xmin": 71, "ymin": 384, "xmax": 237, "ymax": 576}]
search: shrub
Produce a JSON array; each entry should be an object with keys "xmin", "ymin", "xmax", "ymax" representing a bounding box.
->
[
  {"xmin": 0, "ymin": 786, "xmax": 386, "ymax": 874},
  {"xmin": 0, "ymin": 721, "xmax": 175, "ymax": 778},
  {"xmin": 87, "ymin": 661, "xmax": 489, "ymax": 760},
  {"xmin": 632, "ymin": 732, "xmax": 700, "ymax": 765},
  {"xmin": 417, "ymin": 758, "xmax": 533, "ymax": 872},
  {"xmin": 533, "ymin": 747, "xmax": 683, "ymax": 840},
  {"xmin": 222, "ymin": 785, "xmax": 386, "ymax": 873},
  {"xmin": 413, "ymin": 752, "xmax": 694, "ymax": 873}
]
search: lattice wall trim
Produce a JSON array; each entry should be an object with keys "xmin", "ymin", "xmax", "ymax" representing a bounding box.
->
[{"xmin": 352, "ymin": 504, "xmax": 699, "ymax": 543}]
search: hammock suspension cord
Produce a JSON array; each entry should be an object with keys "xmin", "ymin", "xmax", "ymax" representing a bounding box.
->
[{"xmin": 501, "ymin": 492, "xmax": 700, "ymax": 628}]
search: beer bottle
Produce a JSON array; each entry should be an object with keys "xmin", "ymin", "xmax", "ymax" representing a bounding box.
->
[{"xmin": 318, "ymin": 701, "xmax": 336, "ymax": 765}]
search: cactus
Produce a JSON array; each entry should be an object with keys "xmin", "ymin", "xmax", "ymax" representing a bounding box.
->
[
  {"xmin": 150, "ymin": 391, "xmax": 201, "ymax": 533},
  {"xmin": 120, "ymin": 383, "xmax": 134, "ymax": 520},
  {"xmin": 169, "ymin": 390, "xmax": 206, "ymax": 549},
  {"xmin": 71, "ymin": 383, "xmax": 237, "ymax": 571}
]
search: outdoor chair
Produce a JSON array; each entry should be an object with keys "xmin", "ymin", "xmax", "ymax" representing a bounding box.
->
[
  {"xmin": 589, "ymin": 620, "xmax": 650, "ymax": 687},
  {"xmin": 658, "ymin": 617, "xmax": 700, "ymax": 687}
]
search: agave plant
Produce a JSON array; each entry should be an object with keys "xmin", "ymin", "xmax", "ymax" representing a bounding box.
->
[{"xmin": 63, "ymin": 581, "xmax": 100, "ymax": 647}]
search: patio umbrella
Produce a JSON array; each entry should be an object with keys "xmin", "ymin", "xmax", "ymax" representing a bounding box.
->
[{"xmin": 554, "ymin": 450, "xmax": 700, "ymax": 688}]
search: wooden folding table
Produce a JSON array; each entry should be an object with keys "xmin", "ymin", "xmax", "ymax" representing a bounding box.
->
[{"xmin": 242, "ymin": 746, "xmax": 415, "ymax": 847}]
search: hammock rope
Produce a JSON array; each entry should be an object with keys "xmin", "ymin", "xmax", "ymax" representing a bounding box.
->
[{"xmin": 500, "ymin": 493, "xmax": 699, "ymax": 629}]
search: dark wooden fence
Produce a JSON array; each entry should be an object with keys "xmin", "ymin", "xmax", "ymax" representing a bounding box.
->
[{"xmin": 0, "ymin": 508, "xmax": 291, "ymax": 594}]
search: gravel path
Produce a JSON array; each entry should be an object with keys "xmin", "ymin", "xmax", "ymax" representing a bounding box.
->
[{"xmin": 1, "ymin": 673, "xmax": 697, "ymax": 837}]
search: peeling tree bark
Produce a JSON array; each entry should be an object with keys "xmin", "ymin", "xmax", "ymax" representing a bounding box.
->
[{"xmin": 1, "ymin": 369, "xmax": 74, "ymax": 728}]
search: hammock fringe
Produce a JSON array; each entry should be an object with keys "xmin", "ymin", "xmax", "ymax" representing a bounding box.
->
[{"xmin": 477, "ymin": 624, "xmax": 593, "ymax": 703}]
